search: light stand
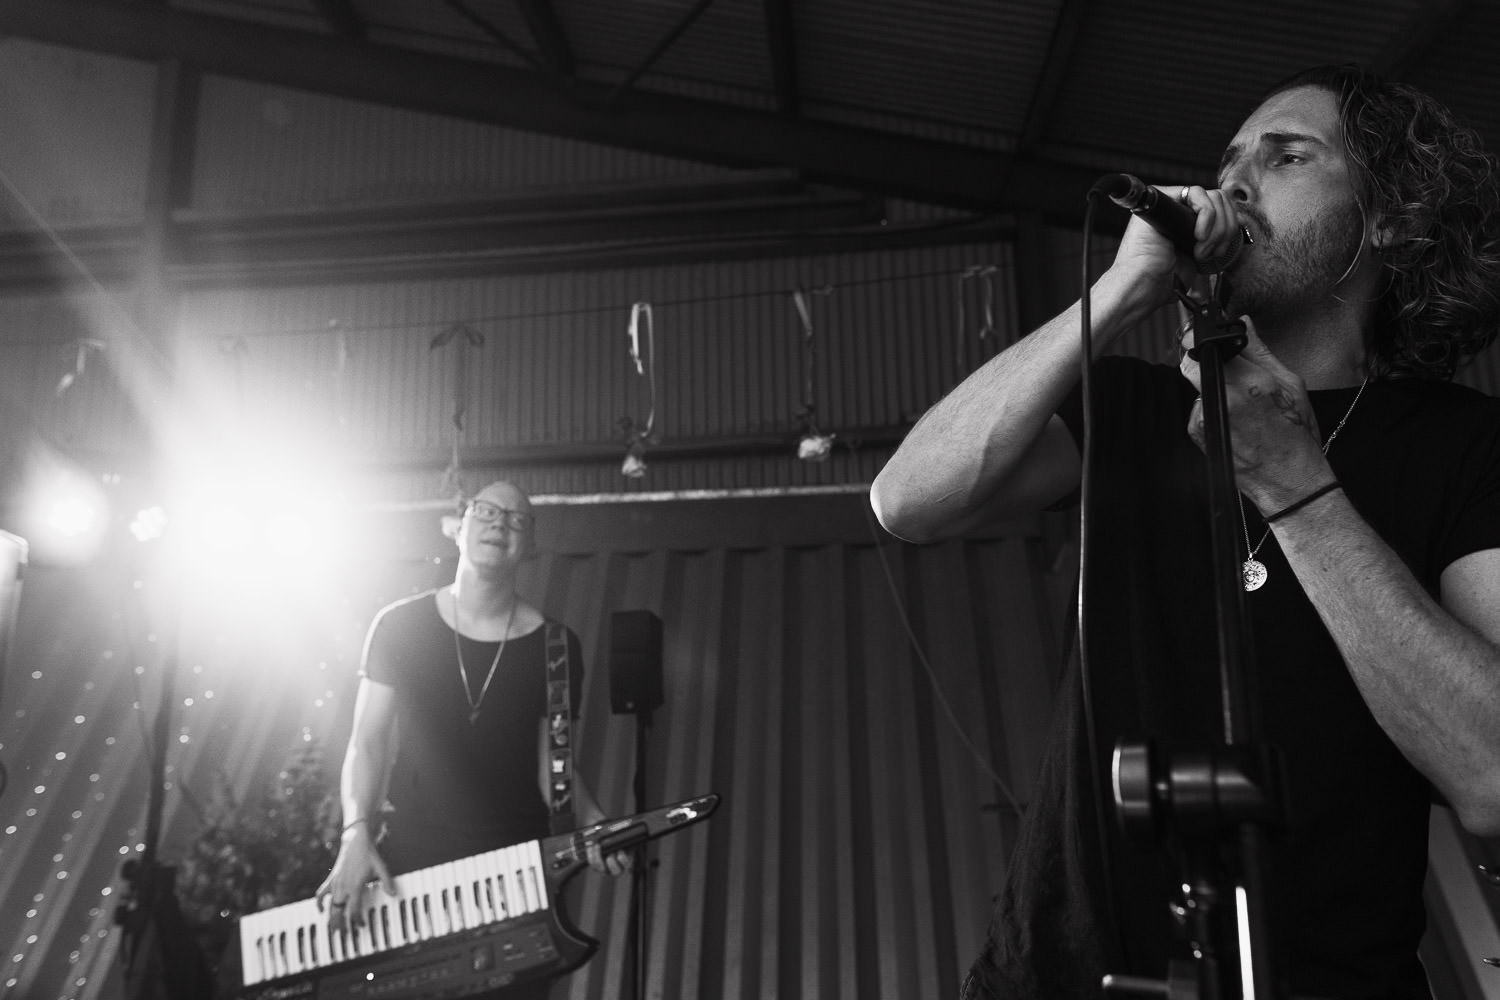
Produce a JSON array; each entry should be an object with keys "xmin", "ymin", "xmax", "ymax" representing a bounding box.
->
[{"xmin": 113, "ymin": 538, "xmax": 211, "ymax": 1000}]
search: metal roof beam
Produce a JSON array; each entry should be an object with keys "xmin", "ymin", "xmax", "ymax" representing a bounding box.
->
[
  {"xmin": 762, "ymin": 0, "xmax": 800, "ymax": 115},
  {"xmin": 0, "ymin": 0, "xmax": 1114, "ymax": 221},
  {"xmin": 514, "ymin": 0, "xmax": 575, "ymax": 77},
  {"xmin": 1014, "ymin": 0, "xmax": 1091, "ymax": 156},
  {"xmin": 608, "ymin": 0, "xmax": 716, "ymax": 104},
  {"xmin": 309, "ymin": 0, "xmax": 367, "ymax": 40},
  {"xmin": 445, "ymin": 0, "xmax": 548, "ymax": 74}
]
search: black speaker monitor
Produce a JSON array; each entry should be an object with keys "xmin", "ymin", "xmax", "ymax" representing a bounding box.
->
[{"xmin": 609, "ymin": 609, "xmax": 663, "ymax": 715}]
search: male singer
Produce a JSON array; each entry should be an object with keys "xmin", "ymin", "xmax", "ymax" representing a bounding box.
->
[{"xmin": 873, "ymin": 66, "xmax": 1500, "ymax": 998}]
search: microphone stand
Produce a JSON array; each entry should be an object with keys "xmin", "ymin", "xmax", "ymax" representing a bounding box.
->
[{"xmin": 1105, "ymin": 273, "xmax": 1285, "ymax": 1000}]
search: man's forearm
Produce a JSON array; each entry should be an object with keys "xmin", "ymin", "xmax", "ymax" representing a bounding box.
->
[
  {"xmin": 1273, "ymin": 493, "xmax": 1500, "ymax": 834},
  {"xmin": 873, "ymin": 269, "xmax": 1152, "ymax": 541},
  {"xmin": 340, "ymin": 740, "xmax": 387, "ymax": 829}
]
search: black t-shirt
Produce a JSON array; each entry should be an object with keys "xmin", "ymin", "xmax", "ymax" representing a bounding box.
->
[
  {"xmin": 361, "ymin": 591, "xmax": 585, "ymax": 873},
  {"xmin": 967, "ymin": 357, "xmax": 1500, "ymax": 999}
]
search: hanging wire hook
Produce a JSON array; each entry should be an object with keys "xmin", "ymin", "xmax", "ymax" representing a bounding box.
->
[
  {"xmin": 792, "ymin": 286, "xmax": 836, "ymax": 460},
  {"xmin": 55, "ymin": 338, "xmax": 107, "ymax": 397},
  {"xmin": 957, "ymin": 264, "xmax": 1000, "ymax": 345},
  {"xmin": 620, "ymin": 303, "xmax": 658, "ymax": 477},
  {"xmin": 429, "ymin": 322, "xmax": 485, "ymax": 499}
]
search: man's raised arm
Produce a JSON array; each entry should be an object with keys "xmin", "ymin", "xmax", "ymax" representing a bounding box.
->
[{"xmin": 872, "ymin": 230, "xmax": 1179, "ymax": 542}]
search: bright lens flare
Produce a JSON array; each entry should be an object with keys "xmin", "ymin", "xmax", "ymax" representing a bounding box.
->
[
  {"xmin": 15, "ymin": 455, "xmax": 111, "ymax": 566},
  {"xmin": 129, "ymin": 506, "xmax": 168, "ymax": 543},
  {"xmin": 45, "ymin": 495, "xmax": 99, "ymax": 538},
  {"xmin": 156, "ymin": 433, "xmax": 359, "ymax": 619}
]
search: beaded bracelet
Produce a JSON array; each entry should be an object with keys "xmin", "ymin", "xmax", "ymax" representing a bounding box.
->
[{"xmin": 1264, "ymin": 481, "xmax": 1342, "ymax": 524}]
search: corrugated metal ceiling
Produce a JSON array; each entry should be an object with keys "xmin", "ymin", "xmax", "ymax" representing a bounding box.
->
[{"xmin": 11, "ymin": 0, "xmax": 1487, "ymax": 211}]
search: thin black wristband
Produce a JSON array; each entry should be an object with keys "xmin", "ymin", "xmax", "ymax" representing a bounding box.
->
[{"xmin": 1264, "ymin": 481, "xmax": 1342, "ymax": 524}]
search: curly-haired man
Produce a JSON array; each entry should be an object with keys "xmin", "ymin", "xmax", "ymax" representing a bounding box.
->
[{"xmin": 873, "ymin": 65, "xmax": 1500, "ymax": 998}]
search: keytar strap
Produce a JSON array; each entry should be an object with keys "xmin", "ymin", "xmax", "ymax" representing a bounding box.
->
[{"xmin": 545, "ymin": 620, "xmax": 576, "ymax": 834}]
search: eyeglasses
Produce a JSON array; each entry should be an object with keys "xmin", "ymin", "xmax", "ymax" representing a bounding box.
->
[{"xmin": 466, "ymin": 500, "xmax": 534, "ymax": 531}]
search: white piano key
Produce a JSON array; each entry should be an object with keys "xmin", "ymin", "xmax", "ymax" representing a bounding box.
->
[
  {"xmin": 471, "ymin": 861, "xmax": 496, "ymax": 925},
  {"xmin": 409, "ymin": 866, "xmax": 434, "ymax": 940},
  {"xmin": 374, "ymin": 896, "xmax": 397, "ymax": 950},
  {"xmin": 434, "ymin": 863, "xmax": 459, "ymax": 934},
  {"xmin": 476, "ymin": 851, "xmax": 501, "ymax": 921},
  {"xmin": 512, "ymin": 844, "xmax": 536, "ymax": 914},
  {"xmin": 394, "ymin": 870, "xmax": 419, "ymax": 941},
  {"xmin": 500, "ymin": 845, "xmax": 522, "ymax": 918},
  {"xmin": 434, "ymin": 860, "xmax": 458, "ymax": 935},
  {"xmin": 238, "ymin": 913, "xmax": 265, "ymax": 984},
  {"xmin": 457, "ymin": 854, "xmax": 485, "ymax": 927},
  {"xmin": 290, "ymin": 898, "xmax": 321, "ymax": 972},
  {"xmin": 308, "ymin": 911, "xmax": 326, "ymax": 969},
  {"xmin": 521, "ymin": 839, "xmax": 547, "ymax": 913}
]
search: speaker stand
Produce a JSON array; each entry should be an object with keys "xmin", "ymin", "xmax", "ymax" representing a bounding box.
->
[{"xmin": 625, "ymin": 708, "xmax": 652, "ymax": 1000}]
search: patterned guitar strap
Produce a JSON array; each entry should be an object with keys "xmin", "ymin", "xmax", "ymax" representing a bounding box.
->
[{"xmin": 545, "ymin": 620, "xmax": 577, "ymax": 834}]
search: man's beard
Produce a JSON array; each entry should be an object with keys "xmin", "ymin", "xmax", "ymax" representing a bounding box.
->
[{"xmin": 1227, "ymin": 199, "xmax": 1366, "ymax": 324}]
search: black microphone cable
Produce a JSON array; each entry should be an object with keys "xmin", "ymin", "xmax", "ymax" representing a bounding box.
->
[{"xmin": 1076, "ymin": 189, "xmax": 1129, "ymax": 968}]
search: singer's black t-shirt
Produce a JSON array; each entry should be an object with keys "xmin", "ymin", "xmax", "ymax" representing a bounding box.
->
[{"xmin": 964, "ymin": 356, "xmax": 1500, "ymax": 999}]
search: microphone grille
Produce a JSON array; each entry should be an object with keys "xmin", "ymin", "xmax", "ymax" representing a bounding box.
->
[{"xmin": 1196, "ymin": 226, "xmax": 1247, "ymax": 274}]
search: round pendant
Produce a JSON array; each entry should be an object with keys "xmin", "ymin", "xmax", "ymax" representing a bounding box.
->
[{"xmin": 1242, "ymin": 558, "xmax": 1268, "ymax": 592}]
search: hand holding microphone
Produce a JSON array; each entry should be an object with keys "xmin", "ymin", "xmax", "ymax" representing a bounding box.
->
[{"xmin": 1091, "ymin": 174, "xmax": 1248, "ymax": 273}]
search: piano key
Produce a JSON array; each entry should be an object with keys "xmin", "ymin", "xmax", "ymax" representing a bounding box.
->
[
  {"xmin": 458, "ymin": 854, "xmax": 485, "ymax": 927},
  {"xmin": 435, "ymin": 860, "xmax": 459, "ymax": 935},
  {"xmin": 529, "ymin": 841, "xmax": 548, "ymax": 909},
  {"xmin": 500, "ymin": 845, "xmax": 522, "ymax": 918},
  {"xmin": 238, "ymin": 913, "xmax": 264, "ymax": 983}
]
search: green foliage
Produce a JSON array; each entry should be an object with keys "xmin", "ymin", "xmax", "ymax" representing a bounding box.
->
[{"xmin": 176, "ymin": 741, "xmax": 341, "ymax": 928}]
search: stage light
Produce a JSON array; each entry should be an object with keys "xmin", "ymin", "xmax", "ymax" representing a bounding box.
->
[
  {"xmin": 12, "ymin": 454, "xmax": 111, "ymax": 566},
  {"xmin": 129, "ymin": 507, "xmax": 168, "ymax": 543},
  {"xmin": 45, "ymin": 495, "xmax": 100, "ymax": 538}
]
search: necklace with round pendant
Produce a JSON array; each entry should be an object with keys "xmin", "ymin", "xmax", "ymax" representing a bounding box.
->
[
  {"xmin": 1241, "ymin": 558, "xmax": 1268, "ymax": 592},
  {"xmin": 1236, "ymin": 376, "xmax": 1368, "ymax": 592}
]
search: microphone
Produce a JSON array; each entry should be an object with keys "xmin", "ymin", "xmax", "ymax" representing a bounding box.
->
[{"xmin": 1091, "ymin": 173, "xmax": 1244, "ymax": 273}]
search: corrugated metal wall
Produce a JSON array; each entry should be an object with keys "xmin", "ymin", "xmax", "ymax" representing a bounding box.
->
[{"xmin": 0, "ymin": 495, "xmax": 1066, "ymax": 1000}]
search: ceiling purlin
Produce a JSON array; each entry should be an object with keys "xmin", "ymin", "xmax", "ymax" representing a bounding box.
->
[
  {"xmin": 607, "ymin": 0, "xmax": 718, "ymax": 106},
  {"xmin": 1370, "ymin": 0, "xmax": 1471, "ymax": 81},
  {"xmin": 309, "ymin": 0, "xmax": 367, "ymax": 40},
  {"xmin": 761, "ymin": 0, "xmax": 801, "ymax": 116},
  {"xmin": 445, "ymin": 0, "xmax": 549, "ymax": 75},
  {"xmin": 513, "ymin": 0, "xmax": 576, "ymax": 78},
  {"xmin": 0, "ymin": 0, "xmax": 1117, "ymax": 220},
  {"xmin": 1012, "ymin": 0, "xmax": 1091, "ymax": 159}
]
